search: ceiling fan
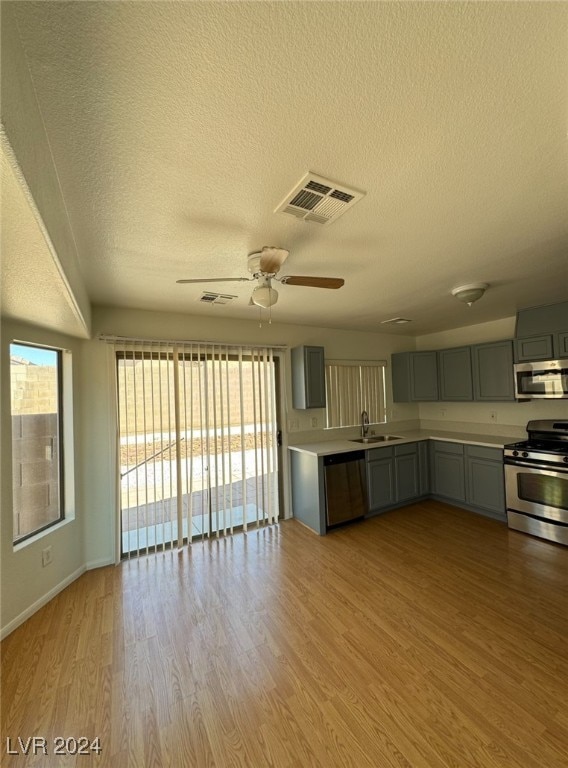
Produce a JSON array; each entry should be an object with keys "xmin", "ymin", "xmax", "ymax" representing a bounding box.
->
[{"xmin": 176, "ymin": 246, "xmax": 344, "ymax": 308}]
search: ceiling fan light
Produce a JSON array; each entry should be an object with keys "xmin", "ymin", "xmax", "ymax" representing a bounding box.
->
[
  {"xmin": 451, "ymin": 282, "xmax": 489, "ymax": 306},
  {"xmin": 252, "ymin": 285, "xmax": 278, "ymax": 308}
]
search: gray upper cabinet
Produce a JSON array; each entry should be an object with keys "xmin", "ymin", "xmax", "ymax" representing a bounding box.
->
[
  {"xmin": 392, "ymin": 351, "xmax": 438, "ymax": 402},
  {"xmin": 514, "ymin": 301, "xmax": 568, "ymax": 362},
  {"xmin": 471, "ymin": 340, "xmax": 515, "ymax": 401},
  {"xmin": 514, "ymin": 335, "xmax": 554, "ymax": 362},
  {"xmin": 438, "ymin": 346, "xmax": 473, "ymax": 401},
  {"xmin": 556, "ymin": 332, "xmax": 568, "ymax": 358},
  {"xmin": 515, "ymin": 332, "xmax": 568, "ymax": 362},
  {"xmin": 515, "ymin": 301, "xmax": 568, "ymax": 337},
  {"xmin": 291, "ymin": 346, "xmax": 326, "ymax": 409}
]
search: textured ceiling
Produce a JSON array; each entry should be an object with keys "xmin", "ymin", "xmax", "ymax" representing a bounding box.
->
[{"xmin": 3, "ymin": 1, "xmax": 568, "ymax": 335}]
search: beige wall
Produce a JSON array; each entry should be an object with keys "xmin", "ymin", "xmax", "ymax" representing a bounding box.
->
[{"xmin": 1, "ymin": 319, "xmax": 84, "ymax": 637}]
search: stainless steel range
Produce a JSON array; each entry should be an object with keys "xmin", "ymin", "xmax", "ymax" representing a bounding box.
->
[{"xmin": 504, "ymin": 420, "xmax": 568, "ymax": 545}]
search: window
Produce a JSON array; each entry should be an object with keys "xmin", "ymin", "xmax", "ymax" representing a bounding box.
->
[
  {"xmin": 10, "ymin": 343, "xmax": 65, "ymax": 543},
  {"xmin": 325, "ymin": 360, "xmax": 386, "ymax": 429}
]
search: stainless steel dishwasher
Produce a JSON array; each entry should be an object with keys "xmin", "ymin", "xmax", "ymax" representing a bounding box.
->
[{"xmin": 323, "ymin": 450, "xmax": 368, "ymax": 528}]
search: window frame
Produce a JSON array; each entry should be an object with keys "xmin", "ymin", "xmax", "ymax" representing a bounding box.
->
[{"xmin": 10, "ymin": 341, "xmax": 66, "ymax": 544}]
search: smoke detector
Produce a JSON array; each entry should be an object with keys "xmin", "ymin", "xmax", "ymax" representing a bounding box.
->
[{"xmin": 275, "ymin": 172, "xmax": 365, "ymax": 225}]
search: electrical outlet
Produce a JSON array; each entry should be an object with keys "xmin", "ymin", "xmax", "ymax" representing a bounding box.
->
[
  {"xmin": 440, "ymin": 408, "xmax": 447, "ymax": 418},
  {"xmin": 288, "ymin": 418, "xmax": 299, "ymax": 432},
  {"xmin": 311, "ymin": 417, "xmax": 318, "ymax": 428},
  {"xmin": 490, "ymin": 411, "xmax": 497, "ymax": 422},
  {"xmin": 42, "ymin": 546, "xmax": 52, "ymax": 567}
]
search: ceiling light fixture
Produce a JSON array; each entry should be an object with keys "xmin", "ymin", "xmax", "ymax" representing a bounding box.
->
[
  {"xmin": 451, "ymin": 282, "xmax": 489, "ymax": 307},
  {"xmin": 252, "ymin": 283, "xmax": 278, "ymax": 308}
]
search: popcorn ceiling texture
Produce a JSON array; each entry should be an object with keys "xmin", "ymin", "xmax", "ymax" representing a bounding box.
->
[{"xmin": 3, "ymin": 2, "xmax": 568, "ymax": 336}]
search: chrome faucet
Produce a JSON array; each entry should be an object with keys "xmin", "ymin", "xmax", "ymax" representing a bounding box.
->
[{"xmin": 361, "ymin": 410, "xmax": 370, "ymax": 438}]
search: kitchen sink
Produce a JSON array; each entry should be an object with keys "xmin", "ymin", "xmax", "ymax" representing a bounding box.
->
[{"xmin": 350, "ymin": 435, "xmax": 402, "ymax": 444}]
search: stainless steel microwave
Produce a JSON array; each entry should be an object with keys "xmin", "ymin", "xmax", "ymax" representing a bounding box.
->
[{"xmin": 514, "ymin": 359, "xmax": 568, "ymax": 399}]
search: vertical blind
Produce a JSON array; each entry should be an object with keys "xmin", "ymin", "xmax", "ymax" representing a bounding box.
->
[
  {"xmin": 112, "ymin": 338, "xmax": 280, "ymax": 556},
  {"xmin": 325, "ymin": 360, "xmax": 386, "ymax": 428}
]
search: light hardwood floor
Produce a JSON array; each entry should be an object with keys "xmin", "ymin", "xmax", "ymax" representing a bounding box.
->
[{"xmin": 2, "ymin": 500, "xmax": 567, "ymax": 767}]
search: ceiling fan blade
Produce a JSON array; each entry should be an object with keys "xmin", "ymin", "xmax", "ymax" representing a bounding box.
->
[
  {"xmin": 176, "ymin": 277, "xmax": 252, "ymax": 284},
  {"xmin": 259, "ymin": 246, "xmax": 289, "ymax": 274},
  {"xmin": 279, "ymin": 276, "xmax": 345, "ymax": 289}
]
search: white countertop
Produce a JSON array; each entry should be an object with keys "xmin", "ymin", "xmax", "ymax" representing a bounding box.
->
[{"xmin": 288, "ymin": 429, "xmax": 517, "ymax": 457}]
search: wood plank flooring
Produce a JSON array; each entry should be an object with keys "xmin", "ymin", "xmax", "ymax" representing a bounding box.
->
[{"xmin": 2, "ymin": 500, "xmax": 567, "ymax": 767}]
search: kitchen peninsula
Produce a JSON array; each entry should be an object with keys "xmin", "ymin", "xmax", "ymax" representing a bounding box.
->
[{"xmin": 289, "ymin": 428, "xmax": 519, "ymax": 535}]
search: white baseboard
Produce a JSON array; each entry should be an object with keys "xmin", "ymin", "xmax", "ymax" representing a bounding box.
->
[
  {"xmin": 1, "ymin": 565, "xmax": 86, "ymax": 641},
  {"xmin": 86, "ymin": 557, "xmax": 116, "ymax": 570}
]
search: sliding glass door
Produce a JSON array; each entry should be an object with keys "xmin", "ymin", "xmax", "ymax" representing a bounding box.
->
[{"xmin": 116, "ymin": 342, "xmax": 280, "ymax": 556}]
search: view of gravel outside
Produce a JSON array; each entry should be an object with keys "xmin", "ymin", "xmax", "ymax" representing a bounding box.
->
[{"xmin": 121, "ymin": 432, "xmax": 278, "ymax": 553}]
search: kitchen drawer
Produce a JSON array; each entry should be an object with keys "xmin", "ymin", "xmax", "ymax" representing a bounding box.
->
[
  {"xmin": 431, "ymin": 440, "xmax": 464, "ymax": 455},
  {"xmin": 394, "ymin": 442, "xmax": 418, "ymax": 456},
  {"xmin": 366, "ymin": 446, "xmax": 394, "ymax": 461},
  {"xmin": 465, "ymin": 445, "xmax": 503, "ymax": 461}
]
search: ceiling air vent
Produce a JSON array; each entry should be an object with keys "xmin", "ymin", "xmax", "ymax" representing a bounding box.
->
[
  {"xmin": 199, "ymin": 292, "xmax": 237, "ymax": 305},
  {"xmin": 275, "ymin": 172, "xmax": 365, "ymax": 225},
  {"xmin": 380, "ymin": 317, "xmax": 412, "ymax": 325}
]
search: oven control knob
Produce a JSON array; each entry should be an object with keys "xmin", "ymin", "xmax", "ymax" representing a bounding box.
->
[
  {"xmin": 522, "ymin": 451, "xmax": 529, "ymax": 458},
  {"xmin": 512, "ymin": 450, "xmax": 519, "ymax": 457},
  {"xmin": 563, "ymin": 456, "xmax": 568, "ymax": 463}
]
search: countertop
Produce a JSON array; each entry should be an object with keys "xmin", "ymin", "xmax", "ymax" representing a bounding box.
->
[{"xmin": 288, "ymin": 429, "xmax": 518, "ymax": 457}]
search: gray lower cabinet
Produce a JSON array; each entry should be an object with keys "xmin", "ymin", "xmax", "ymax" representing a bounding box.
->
[
  {"xmin": 367, "ymin": 447, "xmax": 395, "ymax": 511},
  {"xmin": 394, "ymin": 443, "xmax": 419, "ymax": 501},
  {"xmin": 291, "ymin": 439, "xmax": 505, "ymax": 535},
  {"xmin": 465, "ymin": 445, "xmax": 505, "ymax": 519},
  {"xmin": 430, "ymin": 441, "xmax": 466, "ymax": 502},
  {"xmin": 289, "ymin": 450, "xmax": 326, "ymax": 534},
  {"xmin": 471, "ymin": 340, "xmax": 515, "ymax": 401},
  {"xmin": 392, "ymin": 351, "xmax": 438, "ymax": 402},
  {"xmin": 367, "ymin": 442, "xmax": 427, "ymax": 512},
  {"xmin": 418, "ymin": 441, "xmax": 429, "ymax": 496},
  {"xmin": 430, "ymin": 441, "xmax": 505, "ymax": 519},
  {"xmin": 438, "ymin": 346, "xmax": 473, "ymax": 400}
]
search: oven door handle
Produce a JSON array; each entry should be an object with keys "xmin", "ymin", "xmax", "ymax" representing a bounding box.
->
[{"xmin": 505, "ymin": 458, "xmax": 568, "ymax": 473}]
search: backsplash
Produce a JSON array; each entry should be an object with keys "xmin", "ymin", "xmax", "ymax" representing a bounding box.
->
[{"xmin": 418, "ymin": 399, "xmax": 567, "ymax": 433}]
